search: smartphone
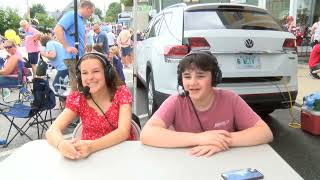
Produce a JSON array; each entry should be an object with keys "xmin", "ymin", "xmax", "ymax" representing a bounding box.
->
[{"xmin": 221, "ymin": 168, "xmax": 264, "ymax": 180}]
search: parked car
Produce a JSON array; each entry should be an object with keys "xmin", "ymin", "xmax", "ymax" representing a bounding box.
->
[{"xmin": 136, "ymin": 3, "xmax": 298, "ymax": 117}]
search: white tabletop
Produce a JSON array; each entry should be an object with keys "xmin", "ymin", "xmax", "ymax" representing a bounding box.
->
[{"xmin": 0, "ymin": 140, "xmax": 302, "ymax": 180}]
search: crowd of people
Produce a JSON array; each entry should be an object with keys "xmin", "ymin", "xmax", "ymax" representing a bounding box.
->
[{"xmin": 282, "ymin": 15, "xmax": 320, "ymax": 79}]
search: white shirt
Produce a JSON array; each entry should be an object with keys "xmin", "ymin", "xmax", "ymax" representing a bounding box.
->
[{"xmin": 107, "ymin": 32, "xmax": 116, "ymax": 46}]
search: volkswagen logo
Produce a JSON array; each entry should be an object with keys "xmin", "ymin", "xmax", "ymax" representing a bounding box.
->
[{"xmin": 245, "ymin": 39, "xmax": 254, "ymax": 48}]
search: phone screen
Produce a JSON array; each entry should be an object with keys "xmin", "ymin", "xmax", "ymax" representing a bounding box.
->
[{"xmin": 221, "ymin": 168, "xmax": 264, "ymax": 180}]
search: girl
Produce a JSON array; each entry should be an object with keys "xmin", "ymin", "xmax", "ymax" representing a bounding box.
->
[{"xmin": 46, "ymin": 52, "xmax": 134, "ymax": 160}]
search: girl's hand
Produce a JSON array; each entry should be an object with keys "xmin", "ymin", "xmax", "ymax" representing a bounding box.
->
[
  {"xmin": 73, "ymin": 140, "xmax": 94, "ymax": 159},
  {"xmin": 57, "ymin": 139, "xmax": 81, "ymax": 160}
]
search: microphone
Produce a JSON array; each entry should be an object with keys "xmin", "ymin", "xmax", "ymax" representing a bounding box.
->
[{"xmin": 80, "ymin": 86, "xmax": 90, "ymax": 96}]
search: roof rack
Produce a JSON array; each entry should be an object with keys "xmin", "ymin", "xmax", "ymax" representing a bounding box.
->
[{"xmin": 164, "ymin": 3, "xmax": 187, "ymax": 10}]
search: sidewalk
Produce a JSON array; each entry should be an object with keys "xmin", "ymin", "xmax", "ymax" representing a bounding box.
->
[{"xmin": 296, "ymin": 62, "xmax": 319, "ymax": 106}]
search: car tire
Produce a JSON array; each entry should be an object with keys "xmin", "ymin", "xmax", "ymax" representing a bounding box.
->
[
  {"xmin": 147, "ymin": 73, "xmax": 158, "ymax": 118},
  {"xmin": 136, "ymin": 76, "xmax": 144, "ymax": 88}
]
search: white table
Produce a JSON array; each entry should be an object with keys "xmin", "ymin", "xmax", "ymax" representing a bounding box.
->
[{"xmin": 0, "ymin": 140, "xmax": 302, "ymax": 180}]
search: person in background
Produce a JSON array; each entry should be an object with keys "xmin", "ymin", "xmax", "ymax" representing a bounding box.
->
[
  {"xmin": 117, "ymin": 26, "xmax": 131, "ymax": 68},
  {"xmin": 285, "ymin": 16, "xmax": 296, "ymax": 34},
  {"xmin": 311, "ymin": 17, "xmax": 320, "ymax": 43},
  {"xmin": 54, "ymin": 0, "xmax": 95, "ymax": 91},
  {"xmin": 0, "ymin": 40, "xmax": 24, "ymax": 86},
  {"xmin": 140, "ymin": 51, "xmax": 273, "ymax": 157},
  {"xmin": 93, "ymin": 24, "xmax": 109, "ymax": 55},
  {"xmin": 106, "ymin": 28, "xmax": 116, "ymax": 48},
  {"xmin": 85, "ymin": 25, "xmax": 94, "ymax": 52},
  {"xmin": 108, "ymin": 46, "xmax": 125, "ymax": 83},
  {"xmin": 20, "ymin": 19, "xmax": 41, "ymax": 78},
  {"xmin": 308, "ymin": 41, "xmax": 320, "ymax": 79},
  {"xmin": 46, "ymin": 52, "xmax": 134, "ymax": 160},
  {"xmin": 40, "ymin": 35, "xmax": 69, "ymax": 92}
]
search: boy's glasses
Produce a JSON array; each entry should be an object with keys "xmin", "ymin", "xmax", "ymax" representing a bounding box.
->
[{"xmin": 4, "ymin": 46, "xmax": 13, "ymax": 50}]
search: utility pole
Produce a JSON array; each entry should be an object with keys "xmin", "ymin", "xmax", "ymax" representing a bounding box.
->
[
  {"xmin": 26, "ymin": 0, "xmax": 31, "ymax": 23},
  {"xmin": 133, "ymin": 0, "xmax": 138, "ymax": 115}
]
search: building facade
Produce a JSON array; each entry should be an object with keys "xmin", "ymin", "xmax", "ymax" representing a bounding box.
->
[{"xmin": 149, "ymin": 0, "xmax": 320, "ymax": 28}]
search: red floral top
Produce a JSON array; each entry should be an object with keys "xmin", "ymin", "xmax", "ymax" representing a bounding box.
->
[{"xmin": 66, "ymin": 85, "xmax": 135, "ymax": 140}]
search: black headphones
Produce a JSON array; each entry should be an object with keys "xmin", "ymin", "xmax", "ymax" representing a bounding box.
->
[
  {"xmin": 177, "ymin": 51, "xmax": 222, "ymax": 87},
  {"xmin": 76, "ymin": 52, "xmax": 115, "ymax": 92}
]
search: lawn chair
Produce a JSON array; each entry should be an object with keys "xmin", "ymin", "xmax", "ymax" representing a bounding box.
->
[
  {"xmin": 1, "ymin": 60, "xmax": 31, "ymax": 103},
  {"xmin": 0, "ymin": 78, "xmax": 56, "ymax": 148},
  {"xmin": 72, "ymin": 115, "xmax": 141, "ymax": 140}
]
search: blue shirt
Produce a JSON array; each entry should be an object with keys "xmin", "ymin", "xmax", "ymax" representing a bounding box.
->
[
  {"xmin": 95, "ymin": 31, "xmax": 109, "ymax": 54},
  {"xmin": 58, "ymin": 11, "xmax": 86, "ymax": 59},
  {"xmin": 87, "ymin": 30, "xmax": 94, "ymax": 46},
  {"xmin": 46, "ymin": 40, "xmax": 67, "ymax": 71}
]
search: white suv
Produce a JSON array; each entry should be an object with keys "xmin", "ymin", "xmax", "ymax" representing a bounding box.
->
[{"xmin": 136, "ymin": 3, "xmax": 298, "ymax": 117}]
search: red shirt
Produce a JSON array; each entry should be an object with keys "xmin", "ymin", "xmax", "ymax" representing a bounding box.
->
[
  {"xmin": 309, "ymin": 44, "xmax": 320, "ymax": 68},
  {"xmin": 66, "ymin": 85, "xmax": 135, "ymax": 140}
]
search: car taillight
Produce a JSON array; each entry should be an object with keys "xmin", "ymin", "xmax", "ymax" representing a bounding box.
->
[
  {"xmin": 282, "ymin": 38, "xmax": 297, "ymax": 53},
  {"xmin": 188, "ymin": 37, "xmax": 211, "ymax": 51},
  {"xmin": 164, "ymin": 45, "xmax": 188, "ymax": 62}
]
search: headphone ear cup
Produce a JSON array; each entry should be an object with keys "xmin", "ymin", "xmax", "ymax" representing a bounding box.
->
[
  {"xmin": 213, "ymin": 68, "xmax": 222, "ymax": 86},
  {"xmin": 177, "ymin": 66, "xmax": 182, "ymax": 86},
  {"xmin": 105, "ymin": 64, "xmax": 113, "ymax": 83}
]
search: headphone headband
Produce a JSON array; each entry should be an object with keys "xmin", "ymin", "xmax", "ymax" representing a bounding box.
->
[
  {"xmin": 177, "ymin": 51, "xmax": 222, "ymax": 87},
  {"xmin": 76, "ymin": 52, "xmax": 114, "ymax": 94},
  {"xmin": 77, "ymin": 52, "xmax": 111, "ymax": 70}
]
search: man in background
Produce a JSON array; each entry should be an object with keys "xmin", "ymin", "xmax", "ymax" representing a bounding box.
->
[
  {"xmin": 54, "ymin": 0, "xmax": 95, "ymax": 91},
  {"xmin": 93, "ymin": 24, "xmax": 109, "ymax": 55}
]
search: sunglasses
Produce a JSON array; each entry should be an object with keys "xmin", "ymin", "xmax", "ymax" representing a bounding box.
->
[{"xmin": 4, "ymin": 46, "xmax": 13, "ymax": 49}]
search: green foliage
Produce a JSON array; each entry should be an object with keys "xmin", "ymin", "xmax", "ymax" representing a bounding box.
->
[
  {"xmin": 0, "ymin": 7, "xmax": 21, "ymax": 36},
  {"xmin": 30, "ymin": 4, "xmax": 46, "ymax": 18},
  {"xmin": 105, "ymin": 2, "xmax": 122, "ymax": 23},
  {"xmin": 36, "ymin": 13, "xmax": 57, "ymax": 33},
  {"xmin": 120, "ymin": 0, "xmax": 133, "ymax": 7},
  {"xmin": 94, "ymin": 8, "xmax": 103, "ymax": 20}
]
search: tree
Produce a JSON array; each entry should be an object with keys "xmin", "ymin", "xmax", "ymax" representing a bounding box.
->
[
  {"xmin": 36, "ymin": 13, "xmax": 57, "ymax": 33},
  {"xmin": 120, "ymin": 0, "xmax": 133, "ymax": 7},
  {"xmin": 94, "ymin": 8, "xmax": 103, "ymax": 20},
  {"xmin": 0, "ymin": 8, "xmax": 21, "ymax": 35},
  {"xmin": 30, "ymin": 4, "xmax": 46, "ymax": 18},
  {"xmin": 105, "ymin": 2, "xmax": 122, "ymax": 23}
]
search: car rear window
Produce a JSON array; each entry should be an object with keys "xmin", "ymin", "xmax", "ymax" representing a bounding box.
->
[{"xmin": 184, "ymin": 9, "xmax": 282, "ymax": 31}]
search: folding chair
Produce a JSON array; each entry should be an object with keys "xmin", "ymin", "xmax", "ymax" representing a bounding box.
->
[
  {"xmin": 0, "ymin": 78, "xmax": 56, "ymax": 148},
  {"xmin": 1, "ymin": 60, "xmax": 31, "ymax": 103},
  {"xmin": 72, "ymin": 116, "xmax": 141, "ymax": 140}
]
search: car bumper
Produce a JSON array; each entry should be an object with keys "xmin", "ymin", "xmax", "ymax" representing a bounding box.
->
[
  {"xmin": 154, "ymin": 90, "xmax": 298, "ymax": 111},
  {"xmin": 240, "ymin": 91, "xmax": 298, "ymax": 111}
]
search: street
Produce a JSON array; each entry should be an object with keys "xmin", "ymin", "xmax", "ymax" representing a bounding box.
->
[{"xmin": 0, "ymin": 66, "xmax": 319, "ymax": 180}]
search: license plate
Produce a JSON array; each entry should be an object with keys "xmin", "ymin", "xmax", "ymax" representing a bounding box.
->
[{"xmin": 236, "ymin": 54, "xmax": 261, "ymax": 69}]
